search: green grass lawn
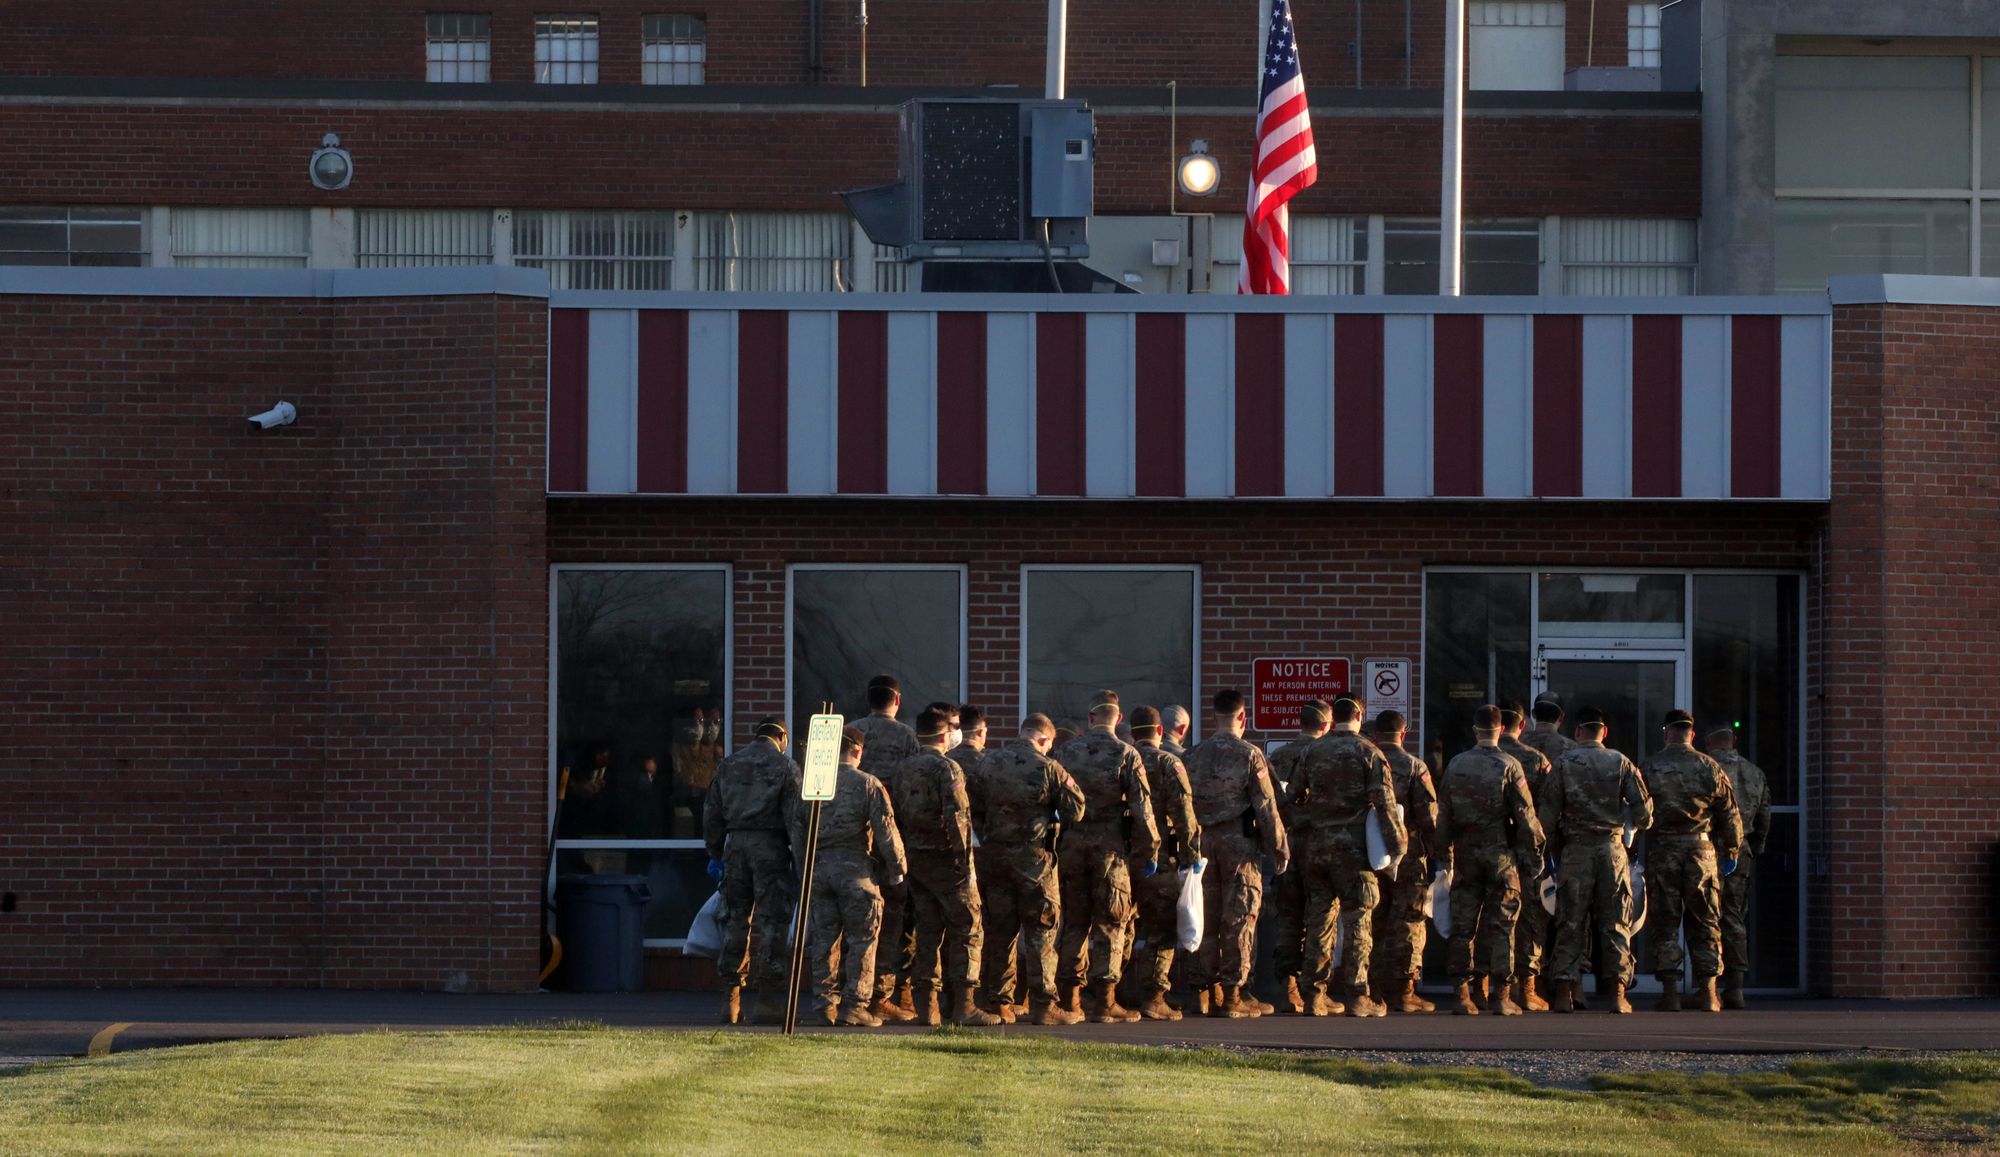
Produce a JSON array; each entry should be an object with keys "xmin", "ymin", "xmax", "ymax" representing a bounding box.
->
[{"xmin": 1, "ymin": 1029, "xmax": 1994, "ymax": 1156}]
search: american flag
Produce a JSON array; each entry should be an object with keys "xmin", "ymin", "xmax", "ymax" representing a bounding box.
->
[{"xmin": 1238, "ymin": 0, "xmax": 1318, "ymax": 295}]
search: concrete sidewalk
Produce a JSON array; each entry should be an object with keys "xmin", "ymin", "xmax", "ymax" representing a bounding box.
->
[{"xmin": 4, "ymin": 988, "xmax": 1999, "ymax": 1062}]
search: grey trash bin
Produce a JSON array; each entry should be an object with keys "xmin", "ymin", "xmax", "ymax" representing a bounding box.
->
[{"xmin": 556, "ymin": 873, "xmax": 652, "ymax": 992}]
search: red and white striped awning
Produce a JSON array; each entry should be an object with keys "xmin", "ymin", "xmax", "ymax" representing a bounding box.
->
[{"xmin": 547, "ymin": 294, "xmax": 1830, "ymax": 501}]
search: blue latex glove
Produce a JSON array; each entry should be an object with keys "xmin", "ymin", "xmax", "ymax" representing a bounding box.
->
[
  {"xmin": 1139, "ymin": 860, "xmax": 1159, "ymax": 879},
  {"xmin": 1721, "ymin": 857, "xmax": 1738, "ymax": 878},
  {"xmin": 706, "ymin": 857, "xmax": 725, "ymax": 883},
  {"xmin": 1546, "ymin": 855, "xmax": 1559, "ymax": 877}
]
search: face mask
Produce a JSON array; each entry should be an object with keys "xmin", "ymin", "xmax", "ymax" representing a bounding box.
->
[{"xmin": 946, "ymin": 728, "xmax": 964, "ymax": 749}]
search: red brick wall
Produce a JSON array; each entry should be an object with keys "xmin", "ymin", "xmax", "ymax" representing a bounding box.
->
[
  {"xmin": 0, "ymin": 104, "xmax": 1699, "ymax": 219},
  {"xmin": 0, "ymin": 1, "xmax": 1649, "ymax": 89},
  {"xmin": 0, "ymin": 291, "xmax": 549, "ymax": 990},
  {"xmin": 1826, "ymin": 303, "xmax": 2000, "ymax": 999}
]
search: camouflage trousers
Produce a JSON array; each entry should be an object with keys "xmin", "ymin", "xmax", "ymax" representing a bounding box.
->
[
  {"xmin": 804, "ymin": 850, "xmax": 883, "ymax": 1009},
  {"xmin": 1266, "ymin": 858, "xmax": 1307, "ymax": 981},
  {"xmin": 1369, "ymin": 855, "xmax": 1429, "ymax": 981},
  {"xmin": 1130, "ymin": 853, "xmax": 1184, "ymax": 995},
  {"xmin": 1445, "ymin": 838, "xmax": 1520, "ymax": 983},
  {"xmin": 906, "ymin": 847, "xmax": 983, "ymax": 992},
  {"xmin": 1647, "ymin": 834, "xmax": 1724, "ymax": 981},
  {"xmin": 717, "ymin": 830, "xmax": 797, "ymax": 991},
  {"xmin": 1057, "ymin": 825, "xmax": 1134, "ymax": 987},
  {"xmin": 1514, "ymin": 872, "xmax": 1551, "ymax": 980},
  {"xmin": 1300, "ymin": 829, "xmax": 1379, "ymax": 996},
  {"xmin": 1548, "ymin": 836, "xmax": 1634, "ymax": 986},
  {"xmin": 980, "ymin": 843, "xmax": 1062, "ymax": 1003},
  {"xmin": 1192, "ymin": 830, "xmax": 1264, "ymax": 989},
  {"xmin": 874, "ymin": 876, "xmax": 911, "ymax": 997},
  {"xmin": 1721, "ymin": 850, "xmax": 1757, "ymax": 980}
]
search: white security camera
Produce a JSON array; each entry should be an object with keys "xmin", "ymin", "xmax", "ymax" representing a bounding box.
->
[{"xmin": 248, "ymin": 401, "xmax": 298, "ymax": 430}]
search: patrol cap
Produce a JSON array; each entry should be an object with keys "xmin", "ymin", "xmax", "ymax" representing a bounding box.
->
[
  {"xmin": 1575, "ymin": 706, "xmax": 1606, "ymax": 726},
  {"xmin": 1472, "ymin": 704, "xmax": 1504, "ymax": 730},
  {"xmin": 1531, "ymin": 692, "xmax": 1564, "ymax": 723},
  {"xmin": 1662, "ymin": 709, "xmax": 1695, "ymax": 729},
  {"xmin": 1533, "ymin": 691, "xmax": 1561, "ymax": 706}
]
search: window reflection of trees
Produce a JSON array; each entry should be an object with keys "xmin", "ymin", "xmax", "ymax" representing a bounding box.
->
[
  {"xmin": 1025, "ymin": 570, "xmax": 1194, "ymax": 728},
  {"xmin": 792, "ymin": 570, "xmax": 962, "ymax": 730}
]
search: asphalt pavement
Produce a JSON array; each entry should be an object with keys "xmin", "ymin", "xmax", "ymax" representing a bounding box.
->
[{"xmin": 4, "ymin": 988, "xmax": 1998, "ymax": 1065}]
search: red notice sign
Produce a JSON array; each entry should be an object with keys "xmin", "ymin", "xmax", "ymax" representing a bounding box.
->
[{"xmin": 1251, "ymin": 657, "xmax": 1351, "ymax": 732}]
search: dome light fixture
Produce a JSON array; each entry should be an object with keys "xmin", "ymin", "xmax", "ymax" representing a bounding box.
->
[
  {"xmin": 1176, "ymin": 139, "xmax": 1221, "ymax": 198},
  {"xmin": 310, "ymin": 133, "xmax": 353, "ymax": 191}
]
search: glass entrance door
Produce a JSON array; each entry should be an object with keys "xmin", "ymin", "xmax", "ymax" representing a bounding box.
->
[{"xmin": 1536, "ymin": 649, "xmax": 1687, "ymax": 994}]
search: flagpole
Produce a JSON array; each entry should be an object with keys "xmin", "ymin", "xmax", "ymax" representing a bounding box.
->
[
  {"xmin": 1440, "ymin": 0, "xmax": 1465, "ymax": 295},
  {"xmin": 1046, "ymin": 0, "xmax": 1066, "ymax": 98}
]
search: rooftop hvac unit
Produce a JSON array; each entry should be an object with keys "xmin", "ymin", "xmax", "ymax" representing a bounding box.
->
[{"xmin": 843, "ymin": 98, "xmax": 1094, "ymax": 261}]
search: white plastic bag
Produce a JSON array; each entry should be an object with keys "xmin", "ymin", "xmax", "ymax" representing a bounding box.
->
[
  {"xmin": 1428, "ymin": 868, "xmax": 1452, "ymax": 936},
  {"xmin": 1540, "ymin": 873, "xmax": 1558, "ymax": 916},
  {"xmin": 1627, "ymin": 859, "xmax": 1648, "ymax": 934},
  {"xmin": 683, "ymin": 889, "xmax": 723, "ymax": 958},
  {"xmin": 1175, "ymin": 860, "xmax": 1206, "ymax": 952},
  {"xmin": 1365, "ymin": 811, "xmax": 1392, "ymax": 873}
]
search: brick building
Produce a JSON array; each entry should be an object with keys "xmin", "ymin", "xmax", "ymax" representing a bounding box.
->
[{"xmin": 2, "ymin": 2, "xmax": 1998, "ymax": 997}]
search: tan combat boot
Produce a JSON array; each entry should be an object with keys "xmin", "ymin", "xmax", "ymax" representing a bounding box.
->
[
  {"xmin": 815, "ymin": 1003, "xmax": 840, "ymax": 1026},
  {"xmin": 1186, "ymin": 985, "xmax": 1213, "ymax": 1017},
  {"xmin": 1494, "ymin": 982, "xmax": 1524, "ymax": 1016},
  {"xmin": 1217, "ymin": 985, "xmax": 1261, "ymax": 1018},
  {"xmin": 1722, "ymin": 973, "xmax": 1747, "ymax": 1010},
  {"xmin": 1058, "ymin": 983, "xmax": 1085, "ymax": 1019},
  {"xmin": 869, "ymin": 991, "xmax": 917, "ymax": 1023},
  {"xmin": 1388, "ymin": 978, "xmax": 1435, "ymax": 1013},
  {"xmin": 837, "ymin": 1003, "xmax": 881, "ymax": 1027},
  {"xmin": 1547, "ymin": 978, "xmax": 1575, "ymax": 1014},
  {"xmin": 1452, "ymin": 981, "xmax": 1480, "ymax": 1015},
  {"xmin": 894, "ymin": 979, "xmax": 918, "ymax": 1017},
  {"xmin": 953, "ymin": 988, "xmax": 1004, "ymax": 1026},
  {"xmin": 1089, "ymin": 981, "xmax": 1141, "ymax": 1023},
  {"xmin": 1278, "ymin": 975, "xmax": 1305, "ymax": 1015},
  {"xmin": 1655, "ymin": 975, "xmax": 1681, "ymax": 1013},
  {"xmin": 1345, "ymin": 987, "xmax": 1388, "ymax": 1018},
  {"xmin": 1027, "ymin": 995, "xmax": 1083, "ymax": 1025},
  {"xmin": 1134, "ymin": 990, "xmax": 1183, "ymax": 1021},
  {"xmin": 719, "ymin": 986, "xmax": 743, "ymax": 1025},
  {"xmin": 915, "ymin": 987, "xmax": 943, "ymax": 1026},
  {"xmin": 1304, "ymin": 985, "xmax": 1344, "ymax": 1016},
  {"xmin": 1244, "ymin": 989, "xmax": 1276, "ymax": 1016},
  {"xmin": 1572, "ymin": 980, "xmax": 1592, "ymax": 1011},
  {"xmin": 1204, "ymin": 984, "xmax": 1230, "ymax": 1018},
  {"xmin": 1608, "ymin": 981, "xmax": 1634, "ymax": 1014},
  {"xmin": 1518, "ymin": 977, "xmax": 1550, "ymax": 1012},
  {"xmin": 1692, "ymin": 976, "xmax": 1722, "ymax": 1013}
]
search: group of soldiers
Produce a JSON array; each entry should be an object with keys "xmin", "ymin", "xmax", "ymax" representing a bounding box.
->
[{"xmin": 702, "ymin": 675, "xmax": 1771, "ymax": 1028}]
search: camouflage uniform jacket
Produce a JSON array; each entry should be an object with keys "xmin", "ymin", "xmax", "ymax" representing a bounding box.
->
[
  {"xmin": 1268, "ymin": 734, "xmax": 1319, "ymax": 835},
  {"xmin": 944, "ymin": 741, "xmax": 987, "ymax": 780},
  {"xmin": 703, "ymin": 738, "xmax": 802, "ymax": 857},
  {"xmin": 1520, "ymin": 725, "xmax": 1578, "ymax": 769},
  {"xmin": 1498, "ymin": 734, "xmax": 1554, "ymax": 802},
  {"xmin": 1186, "ymin": 733, "xmax": 1289, "ymax": 867},
  {"xmin": 1289, "ymin": 729, "xmax": 1407, "ymax": 855},
  {"xmin": 1134, "ymin": 740, "xmax": 1201, "ymax": 865},
  {"xmin": 1436, "ymin": 745, "xmax": 1544, "ymax": 865},
  {"xmin": 886, "ymin": 747, "xmax": 973, "ymax": 856},
  {"xmin": 852, "ymin": 712, "xmax": 918, "ymax": 781},
  {"xmin": 1713, "ymin": 749, "xmax": 1771, "ymax": 857},
  {"xmin": 789, "ymin": 763, "xmax": 906, "ymax": 882},
  {"xmin": 1642, "ymin": 743, "xmax": 1742, "ymax": 858},
  {"xmin": 1379, "ymin": 741, "xmax": 1440, "ymax": 861},
  {"xmin": 1538, "ymin": 740, "xmax": 1652, "ymax": 845},
  {"xmin": 1055, "ymin": 726, "xmax": 1161, "ymax": 861},
  {"xmin": 968, "ymin": 741, "xmax": 1086, "ymax": 849}
]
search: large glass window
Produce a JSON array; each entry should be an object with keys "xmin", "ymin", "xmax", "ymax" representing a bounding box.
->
[
  {"xmin": 357, "ymin": 209, "xmax": 494, "ymax": 267},
  {"xmin": 1537, "ymin": 572, "xmax": 1685, "ymax": 639},
  {"xmin": 1385, "ymin": 218, "xmax": 1542, "ymax": 295},
  {"xmin": 169, "ymin": 208, "xmax": 309, "ymax": 269},
  {"xmin": 790, "ymin": 567, "xmax": 964, "ymax": 740},
  {"xmin": 1422, "ymin": 572, "xmax": 1531, "ymax": 769},
  {"xmin": 1561, "ymin": 217, "xmax": 1698, "ymax": 295},
  {"xmin": 425, "ymin": 13, "xmax": 491, "ymax": 83},
  {"xmin": 534, "ymin": 15, "xmax": 600, "ymax": 84},
  {"xmin": 1774, "ymin": 53, "xmax": 2000, "ymax": 287},
  {"xmin": 1024, "ymin": 568, "xmax": 1197, "ymax": 736},
  {"xmin": 691, "ymin": 211, "xmax": 854, "ymax": 292},
  {"xmin": 643, "ymin": 14, "xmax": 706, "ymax": 85},
  {"xmin": 1467, "ymin": 1, "xmax": 1566, "ymax": 92},
  {"xmin": 554, "ymin": 566, "xmax": 729, "ymax": 946},
  {"xmin": 0, "ymin": 207, "xmax": 144, "ymax": 267},
  {"xmin": 513, "ymin": 211, "xmax": 674, "ymax": 290}
]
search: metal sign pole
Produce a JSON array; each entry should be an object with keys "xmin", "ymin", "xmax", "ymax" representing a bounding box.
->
[
  {"xmin": 781, "ymin": 799, "xmax": 822, "ymax": 1035},
  {"xmin": 782, "ymin": 703, "xmax": 843, "ymax": 1035}
]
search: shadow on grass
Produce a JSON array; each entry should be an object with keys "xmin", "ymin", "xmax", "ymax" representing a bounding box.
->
[{"xmin": 1588, "ymin": 1055, "xmax": 2000, "ymax": 1146}]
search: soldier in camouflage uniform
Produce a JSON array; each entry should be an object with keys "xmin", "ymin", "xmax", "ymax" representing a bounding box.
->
[
  {"xmin": 1053, "ymin": 690, "xmax": 1160, "ymax": 1023},
  {"xmin": 703, "ymin": 716, "xmax": 803, "ymax": 1025},
  {"xmin": 1369, "ymin": 709, "xmax": 1440, "ymax": 1013},
  {"xmin": 1642, "ymin": 710, "xmax": 1742, "ymax": 1013},
  {"xmin": 792, "ymin": 726, "xmax": 906, "ymax": 1026},
  {"xmin": 1436, "ymin": 704, "xmax": 1544, "ymax": 1016},
  {"xmin": 1161, "ymin": 705, "xmax": 1192, "ymax": 758},
  {"xmin": 1497, "ymin": 700, "xmax": 1555, "ymax": 1013},
  {"xmin": 851, "ymin": 674, "xmax": 920, "ymax": 1022},
  {"xmin": 1537, "ymin": 705, "xmax": 1652, "ymax": 1014},
  {"xmin": 1291, "ymin": 695, "xmax": 1406, "ymax": 1017},
  {"xmin": 1186, "ymin": 689, "xmax": 1290, "ymax": 1018},
  {"xmin": 883, "ymin": 706, "xmax": 1002, "ymax": 1026},
  {"xmin": 1126, "ymin": 705, "xmax": 1202, "ymax": 1020},
  {"xmin": 968, "ymin": 713, "xmax": 1087, "ymax": 1025},
  {"xmin": 1520, "ymin": 692, "xmax": 1589, "ymax": 1005},
  {"xmin": 1265, "ymin": 699, "xmax": 1332, "ymax": 1014},
  {"xmin": 1707, "ymin": 724, "xmax": 1771, "ymax": 1009}
]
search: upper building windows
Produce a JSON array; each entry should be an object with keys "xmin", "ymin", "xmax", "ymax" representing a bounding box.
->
[
  {"xmin": 0, "ymin": 207, "xmax": 144, "ymax": 267},
  {"xmin": 643, "ymin": 14, "xmax": 706, "ymax": 85},
  {"xmin": 535, "ymin": 15, "xmax": 601, "ymax": 84},
  {"xmin": 1627, "ymin": 3, "xmax": 1662, "ymax": 69},
  {"xmin": 1468, "ymin": 2, "xmax": 1566, "ymax": 92},
  {"xmin": 426, "ymin": 14, "xmax": 492, "ymax": 83}
]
